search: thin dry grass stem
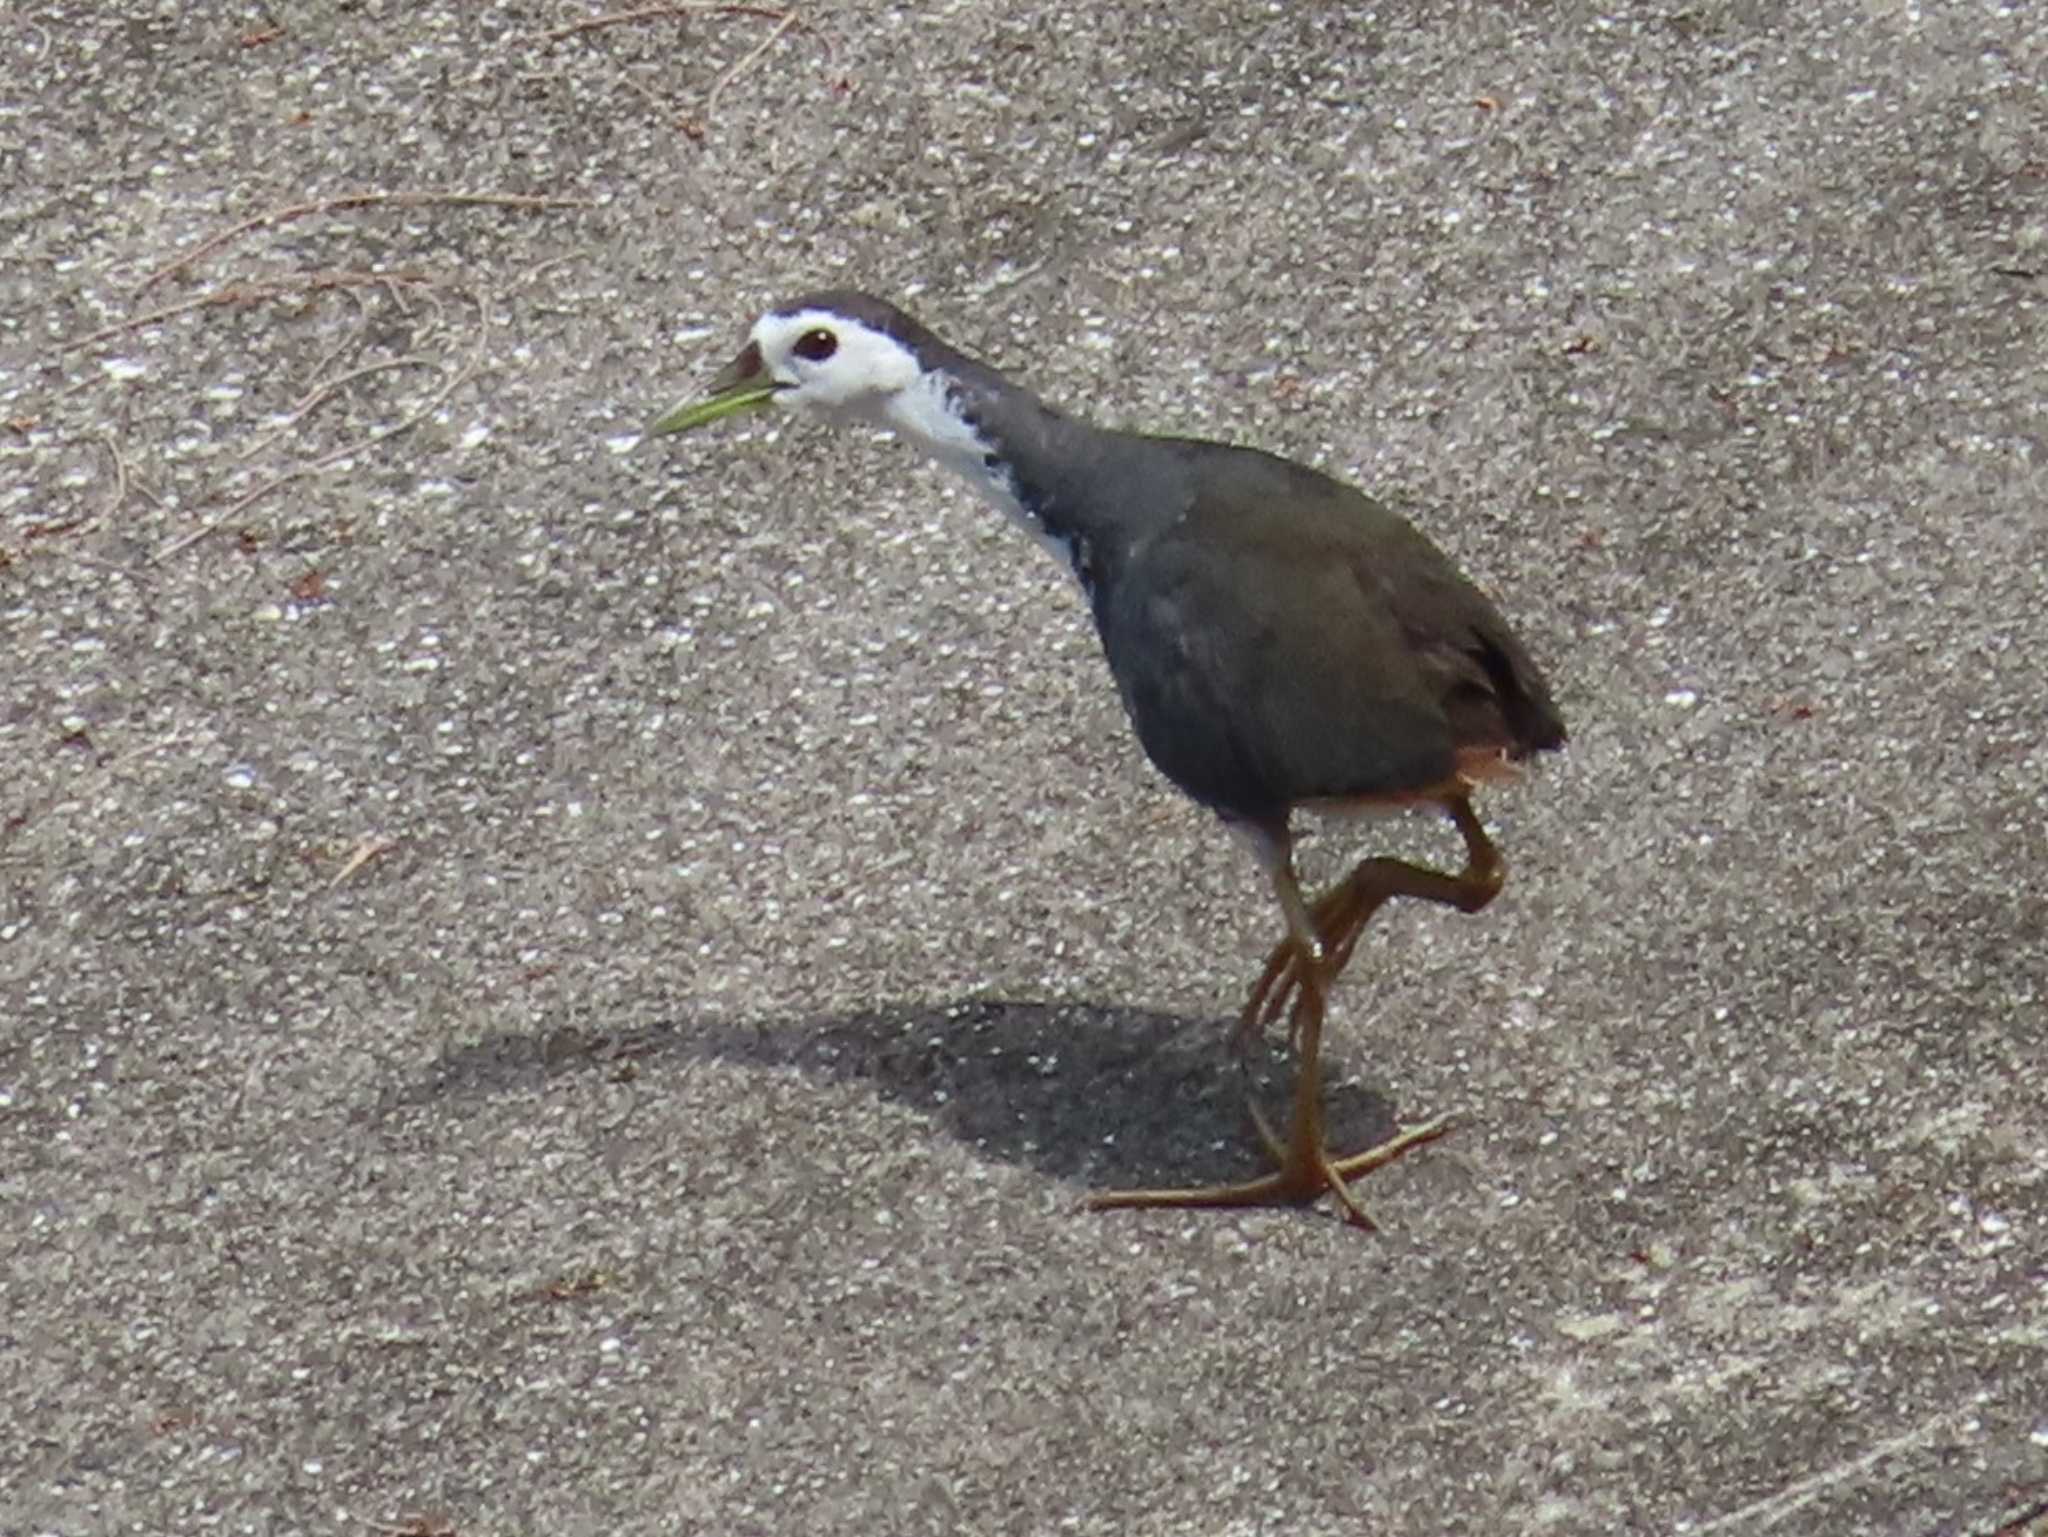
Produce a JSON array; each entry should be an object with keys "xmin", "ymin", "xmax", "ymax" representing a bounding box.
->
[
  {"xmin": 362, "ymin": 1516, "xmax": 457, "ymax": 1537},
  {"xmin": 132, "ymin": 191, "xmax": 591, "ymax": 296},
  {"xmin": 63, "ymin": 270, "xmax": 434, "ymax": 354},
  {"xmin": 296, "ymin": 279, "xmax": 379, "ymax": 386},
  {"xmin": 151, "ymin": 286, "xmax": 492, "ymax": 564},
  {"xmin": 149, "ymin": 354, "xmax": 455, "ymax": 563},
  {"xmin": 615, "ymin": 71, "xmax": 684, "ymax": 126},
  {"xmin": 234, "ymin": 358, "xmax": 443, "ymax": 465},
  {"xmin": 98, "ymin": 431, "xmax": 130, "ymax": 522},
  {"xmin": 542, "ymin": 3, "xmax": 811, "ymax": 43},
  {"xmin": 328, "ymin": 835, "xmax": 400, "ymax": 889},
  {"xmin": 704, "ymin": 11, "xmax": 797, "ymax": 122}
]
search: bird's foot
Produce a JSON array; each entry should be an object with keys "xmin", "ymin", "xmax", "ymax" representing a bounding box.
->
[{"xmin": 1086, "ymin": 1114, "xmax": 1452, "ymax": 1227}]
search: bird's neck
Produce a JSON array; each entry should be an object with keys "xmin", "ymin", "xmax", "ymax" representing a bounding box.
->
[{"xmin": 878, "ymin": 367, "xmax": 1154, "ymax": 600}]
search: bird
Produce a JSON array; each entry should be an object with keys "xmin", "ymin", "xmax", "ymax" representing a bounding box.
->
[{"xmin": 647, "ymin": 290, "xmax": 1565, "ymax": 1227}]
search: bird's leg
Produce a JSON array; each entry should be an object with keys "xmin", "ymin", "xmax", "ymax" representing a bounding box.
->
[
  {"xmin": 1265, "ymin": 877, "xmax": 1454, "ymax": 1226},
  {"xmin": 1230, "ymin": 880, "xmax": 1393, "ymax": 1056},
  {"xmin": 1089, "ymin": 824, "xmax": 1450, "ymax": 1222},
  {"xmin": 1242, "ymin": 795, "xmax": 1506, "ymax": 1048},
  {"xmin": 1284, "ymin": 919, "xmax": 1378, "ymax": 1227}
]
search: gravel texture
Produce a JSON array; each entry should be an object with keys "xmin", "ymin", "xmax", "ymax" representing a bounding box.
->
[{"xmin": 3, "ymin": 2, "xmax": 2045, "ymax": 1533}]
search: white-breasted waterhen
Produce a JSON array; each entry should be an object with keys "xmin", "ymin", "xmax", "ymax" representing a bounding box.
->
[{"xmin": 649, "ymin": 291, "xmax": 1565, "ymax": 1227}]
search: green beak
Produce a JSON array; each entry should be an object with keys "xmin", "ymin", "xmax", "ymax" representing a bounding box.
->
[{"xmin": 647, "ymin": 340, "xmax": 783, "ymax": 435}]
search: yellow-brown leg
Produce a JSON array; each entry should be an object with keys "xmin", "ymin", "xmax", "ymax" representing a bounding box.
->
[
  {"xmin": 1088, "ymin": 821, "xmax": 1451, "ymax": 1223},
  {"xmin": 1239, "ymin": 794, "xmax": 1505, "ymax": 1048}
]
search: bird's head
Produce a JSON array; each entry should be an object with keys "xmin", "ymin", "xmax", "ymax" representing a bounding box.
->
[{"xmin": 648, "ymin": 294, "xmax": 930, "ymax": 436}]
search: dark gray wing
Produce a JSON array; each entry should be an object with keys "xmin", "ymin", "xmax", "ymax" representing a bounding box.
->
[{"xmin": 1094, "ymin": 442, "xmax": 1563, "ymax": 822}]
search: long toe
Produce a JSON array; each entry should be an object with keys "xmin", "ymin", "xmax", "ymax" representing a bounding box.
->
[
  {"xmin": 1089, "ymin": 1120, "xmax": 1447, "ymax": 1221},
  {"xmin": 1327, "ymin": 1116, "xmax": 1455, "ymax": 1180},
  {"xmin": 1087, "ymin": 1162, "xmax": 1327, "ymax": 1213}
]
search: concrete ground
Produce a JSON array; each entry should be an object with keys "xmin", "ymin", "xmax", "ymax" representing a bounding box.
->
[{"xmin": 4, "ymin": 2, "xmax": 2045, "ymax": 1533}]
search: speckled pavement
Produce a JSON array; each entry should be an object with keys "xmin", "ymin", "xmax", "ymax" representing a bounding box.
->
[{"xmin": 4, "ymin": 3, "xmax": 2045, "ymax": 1533}]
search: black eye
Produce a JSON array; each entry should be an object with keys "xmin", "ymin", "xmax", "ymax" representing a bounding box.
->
[{"xmin": 793, "ymin": 328, "xmax": 838, "ymax": 362}]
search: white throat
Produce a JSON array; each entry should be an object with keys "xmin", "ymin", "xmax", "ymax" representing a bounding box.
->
[{"xmin": 879, "ymin": 369, "xmax": 1084, "ymax": 588}]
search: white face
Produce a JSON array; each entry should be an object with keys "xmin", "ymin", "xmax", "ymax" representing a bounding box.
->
[{"xmin": 752, "ymin": 308, "xmax": 921, "ymax": 423}]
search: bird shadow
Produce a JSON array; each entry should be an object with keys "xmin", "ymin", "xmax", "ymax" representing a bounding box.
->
[{"xmin": 390, "ymin": 997, "xmax": 1423, "ymax": 1194}]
